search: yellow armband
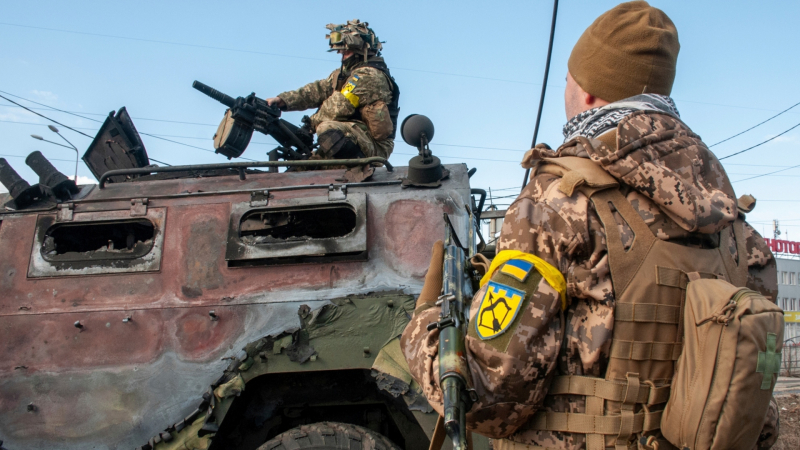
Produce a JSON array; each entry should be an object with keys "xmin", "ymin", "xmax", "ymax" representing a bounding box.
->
[{"xmin": 341, "ymin": 75, "xmax": 360, "ymax": 107}]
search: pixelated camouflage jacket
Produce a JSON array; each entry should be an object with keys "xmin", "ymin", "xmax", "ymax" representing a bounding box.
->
[
  {"xmin": 401, "ymin": 111, "xmax": 780, "ymax": 449},
  {"xmin": 277, "ymin": 58, "xmax": 394, "ymax": 135}
]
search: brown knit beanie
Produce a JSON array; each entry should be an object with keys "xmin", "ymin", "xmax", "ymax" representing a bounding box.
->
[{"xmin": 568, "ymin": 1, "xmax": 680, "ymax": 102}]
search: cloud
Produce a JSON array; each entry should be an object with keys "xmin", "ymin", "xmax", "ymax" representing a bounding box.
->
[
  {"xmin": 69, "ymin": 175, "xmax": 97, "ymax": 186},
  {"xmin": 0, "ymin": 110, "xmax": 40, "ymax": 122},
  {"xmin": 31, "ymin": 90, "xmax": 58, "ymax": 102},
  {"xmin": 770, "ymin": 135, "xmax": 798, "ymax": 143}
]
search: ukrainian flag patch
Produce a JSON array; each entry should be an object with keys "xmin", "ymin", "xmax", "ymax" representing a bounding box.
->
[
  {"xmin": 475, "ymin": 281, "xmax": 525, "ymax": 340},
  {"xmin": 500, "ymin": 259, "xmax": 534, "ymax": 282}
]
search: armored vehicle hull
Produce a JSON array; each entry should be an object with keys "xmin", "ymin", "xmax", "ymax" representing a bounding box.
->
[{"xmin": 0, "ymin": 164, "xmax": 487, "ymax": 449}]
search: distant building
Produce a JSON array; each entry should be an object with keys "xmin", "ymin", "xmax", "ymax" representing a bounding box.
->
[
  {"xmin": 776, "ymin": 256, "xmax": 800, "ymax": 341},
  {"xmin": 766, "ymin": 238, "xmax": 800, "ymax": 345}
]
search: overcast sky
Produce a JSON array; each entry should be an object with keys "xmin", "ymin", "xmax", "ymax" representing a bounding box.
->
[{"xmin": 2, "ymin": 0, "xmax": 799, "ymax": 238}]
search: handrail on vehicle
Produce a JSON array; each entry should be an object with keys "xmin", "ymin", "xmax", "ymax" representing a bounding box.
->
[{"xmin": 98, "ymin": 157, "xmax": 394, "ymax": 189}]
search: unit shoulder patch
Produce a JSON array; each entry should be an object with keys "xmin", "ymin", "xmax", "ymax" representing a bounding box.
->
[{"xmin": 474, "ymin": 281, "xmax": 526, "ymax": 340}]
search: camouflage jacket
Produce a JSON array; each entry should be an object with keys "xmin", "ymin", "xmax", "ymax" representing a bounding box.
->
[
  {"xmin": 401, "ymin": 112, "xmax": 780, "ymax": 449},
  {"xmin": 277, "ymin": 58, "xmax": 394, "ymax": 137}
]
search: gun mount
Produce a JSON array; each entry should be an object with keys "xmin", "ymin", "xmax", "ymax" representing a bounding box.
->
[{"xmin": 193, "ymin": 81, "xmax": 314, "ymax": 163}]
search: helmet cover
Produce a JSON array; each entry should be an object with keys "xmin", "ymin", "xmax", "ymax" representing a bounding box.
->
[{"xmin": 326, "ymin": 19, "xmax": 382, "ymax": 55}]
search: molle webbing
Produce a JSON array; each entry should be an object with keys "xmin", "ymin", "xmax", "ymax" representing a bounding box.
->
[
  {"xmin": 335, "ymin": 59, "xmax": 400, "ymax": 139},
  {"xmin": 529, "ymin": 155, "xmax": 748, "ymax": 450},
  {"xmin": 609, "ymin": 340, "xmax": 683, "ymax": 361},
  {"xmin": 530, "ymin": 409, "xmax": 663, "ymax": 436},
  {"xmin": 615, "ymin": 302, "xmax": 680, "ymax": 324},
  {"xmin": 547, "ymin": 376, "xmax": 670, "ymax": 405}
]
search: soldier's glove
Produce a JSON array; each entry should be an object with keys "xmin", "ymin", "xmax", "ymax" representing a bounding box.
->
[
  {"xmin": 415, "ymin": 240, "xmax": 444, "ymax": 314},
  {"xmin": 300, "ymin": 115, "xmax": 314, "ymax": 133},
  {"xmin": 470, "ymin": 253, "xmax": 491, "ymax": 279}
]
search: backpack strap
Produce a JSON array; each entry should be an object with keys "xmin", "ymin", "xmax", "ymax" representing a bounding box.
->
[
  {"xmin": 538, "ymin": 154, "xmax": 618, "ymax": 197},
  {"xmin": 591, "ymin": 188, "xmax": 659, "ymax": 298},
  {"xmin": 718, "ymin": 219, "xmax": 749, "ymax": 287}
]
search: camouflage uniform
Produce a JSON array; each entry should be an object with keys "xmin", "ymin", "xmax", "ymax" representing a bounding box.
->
[
  {"xmin": 401, "ymin": 111, "xmax": 780, "ymax": 449},
  {"xmin": 277, "ymin": 57, "xmax": 395, "ymax": 160}
]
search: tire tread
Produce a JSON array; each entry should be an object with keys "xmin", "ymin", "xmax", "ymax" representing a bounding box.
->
[{"xmin": 257, "ymin": 422, "xmax": 400, "ymax": 450}]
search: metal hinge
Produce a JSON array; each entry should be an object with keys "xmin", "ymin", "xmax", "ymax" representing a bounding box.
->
[
  {"xmin": 328, "ymin": 184, "xmax": 347, "ymax": 201},
  {"xmin": 57, "ymin": 203, "xmax": 74, "ymax": 221},
  {"xmin": 250, "ymin": 190, "xmax": 270, "ymax": 207},
  {"xmin": 130, "ymin": 198, "xmax": 148, "ymax": 216}
]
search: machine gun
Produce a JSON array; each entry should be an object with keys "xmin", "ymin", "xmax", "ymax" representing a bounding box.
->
[
  {"xmin": 427, "ymin": 213, "xmax": 480, "ymax": 450},
  {"xmin": 192, "ymin": 81, "xmax": 314, "ymax": 164}
]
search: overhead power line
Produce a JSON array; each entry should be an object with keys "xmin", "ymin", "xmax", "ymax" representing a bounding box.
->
[
  {"xmin": 0, "ymin": 22, "xmax": 542, "ymax": 86},
  {"xmin": 728, "ymin": 172, "xmax": 800, "ymax": 178},
  {"xmin": 0, "ymin": 118, "xmax": 281, "ymax": 147},
  {"xmin": 0, "ymin": 101, "xmax": 217, "ymax": 127},
  {"xmin": 0, "ymin": 98, "xmax": 523, "ymax": 155},
  {"xmin": 709, "ymin": 100, "xmax": 800, "ymax": 147},
  {"xmin": 724, "ymin": 162, "xmax": 800, "ymax": 168},
  {"xmin": 0, "ymin": 153, "xmax": 74, "ymax": 163},
  {"xmin": 4, "ymin": 23, "xmax": 800, "ymax": 113},
  {"xmin": 733, "ymin": 163, "xmax": 800, "ymax": 183},
  {"xmin": 0, "ymin": 93, "xmax": 94, "ymax": 138},
  {"xmin": 719, "ymin": 120, "xmax": 800, "ymax": 160},
  {"xmin": 393, "ymin": 152, "xmax": 519, "ymax": 164},
  {"xmin": 0, "ymin": 90, "xmax": 259, "ymax": 162}
]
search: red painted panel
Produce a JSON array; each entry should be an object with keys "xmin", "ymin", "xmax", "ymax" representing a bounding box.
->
[
  {"xmin": 382, "ymin": 200, "xmax": 442, "ymax": 279},
  {"xmin": 171, "ymin": 305, "xmax": 246, "ymax": 361},
  {"xmin": 0, "ymin": 310, "xmax": 165, "ymax": 372}
]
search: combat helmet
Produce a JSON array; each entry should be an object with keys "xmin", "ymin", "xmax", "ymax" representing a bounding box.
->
[{"xmin": 326, "ymin": 19, "xmax": 382, "ymax": 60}]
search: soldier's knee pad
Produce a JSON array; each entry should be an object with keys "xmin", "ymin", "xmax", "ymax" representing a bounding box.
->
[{"xmin": 317, "ymin": 129, "xmax": 365, "ymax": 159}]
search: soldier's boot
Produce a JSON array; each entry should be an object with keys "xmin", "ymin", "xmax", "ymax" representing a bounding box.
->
[{"xmin": 317, "ymin": 129, "xmax": 365, "ymax": 159}]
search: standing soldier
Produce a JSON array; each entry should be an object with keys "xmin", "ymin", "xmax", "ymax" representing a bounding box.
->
[
  {"xmin": 266, "ymin": 19, "xmax": 400, "ymax": 161},
  {"xmin": 402, "ymin": 2, "xmax": 781, "ymax": 449}
]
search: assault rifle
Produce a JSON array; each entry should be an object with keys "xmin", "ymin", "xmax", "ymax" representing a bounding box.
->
[
  {"xmin": 427, "ymin": 212, "xmax": 480, "ymax": 450},
  {"xmin": 192, "ymin": 81, "xmax": 314, "ymax": 165}
]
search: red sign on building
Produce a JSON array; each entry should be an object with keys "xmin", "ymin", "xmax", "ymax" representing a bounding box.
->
[{"xmin": 764, "ymin": 238, "xmax": 800, "ymax": 255}]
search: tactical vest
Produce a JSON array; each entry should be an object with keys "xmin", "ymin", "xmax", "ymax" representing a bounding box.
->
[
  {"xmin": 512, "ymin": 137, "xmax": 749, "ymax": 450},
  {"xmin": 334, "ymin": 58, "xmax": 401, "ymax": 139}
]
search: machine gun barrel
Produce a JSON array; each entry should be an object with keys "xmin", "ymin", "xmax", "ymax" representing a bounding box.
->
[
  {"xmin": 192, "ymin": 80, "xmax": 236, "ymax": 108},
  {"xmin": 192, "ymin": 80, "xmax": 314, "ymax": 161}
]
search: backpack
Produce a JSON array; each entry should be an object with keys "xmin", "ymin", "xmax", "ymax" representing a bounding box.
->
[{"xmin": 661, "ymin": 279, "xmax": 784, "ymax": 450}]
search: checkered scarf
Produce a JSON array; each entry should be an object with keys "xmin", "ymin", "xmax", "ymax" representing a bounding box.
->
[{"xmin": 562, "ymin": 94, "xmax": 680, "ymax": 142}]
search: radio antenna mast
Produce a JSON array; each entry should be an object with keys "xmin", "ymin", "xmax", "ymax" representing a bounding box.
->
[{"xmin": 521, "ymin": 0, "xmax": 559, "ymax": 192}]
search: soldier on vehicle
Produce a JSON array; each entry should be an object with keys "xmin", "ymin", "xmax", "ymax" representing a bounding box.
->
[
  {"xmin": 265, "ymin": 19, "xmax": 400, "ymax": 162},
  {"xmin": 402, "ymin": 2, "xmax": 781, "ymax": 449}
]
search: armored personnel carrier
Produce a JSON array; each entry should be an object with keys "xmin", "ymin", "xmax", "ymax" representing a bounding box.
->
[{"xmin": 0, "ymin": 106, "xmax": 491, "ymax": 449}]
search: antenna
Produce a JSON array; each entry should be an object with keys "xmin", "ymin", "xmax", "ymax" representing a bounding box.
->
[
  {"xmin": 774, "ymin": 220, "xmax": 781, "ymax": 239},
  {"xmin": 521, "ymin": 0, "xmax": 559, "ymax": 192}
]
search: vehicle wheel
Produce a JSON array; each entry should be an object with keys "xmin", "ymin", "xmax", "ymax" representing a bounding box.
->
[{"xmin": 257, "ymin": 422, "xmax": 401, "ymax": 450}]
